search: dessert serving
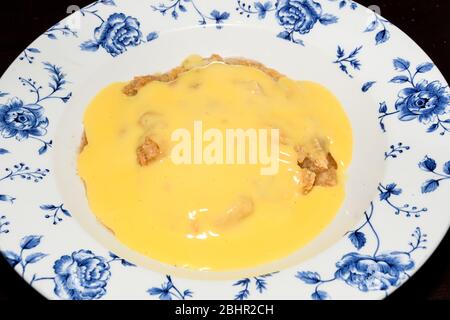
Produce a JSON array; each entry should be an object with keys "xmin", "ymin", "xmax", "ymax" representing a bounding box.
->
[{"xmin": 78, "ymin": 55, "xmax": 353, "ymax": 271}]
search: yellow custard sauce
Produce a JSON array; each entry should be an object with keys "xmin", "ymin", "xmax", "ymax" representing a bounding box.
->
[{"xmin": 78, "ymin": 56, "xmax": 353, "ymax": 271}]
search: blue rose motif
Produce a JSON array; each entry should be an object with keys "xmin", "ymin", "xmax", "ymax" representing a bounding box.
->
[
  {"xmin": 82, "ymin": 13, "xmax": 143, "ymax": 57},
  {"xmin": 0, "ymin": 97, "xmax": 48, "ymax": 141},
  {"xmin": 396, "ymin": 80, "xmax": 450, "ymax": 123},
  {"xmin": 276, "ymin": 0, "xmax": 322, "ymax": 34},
  {"xmin": 335, "ymin": 252, "xmax": 414, "ymax": 291},
  {"xmin": 53, "ymin": 250, "xmax": 111, "ymax": 300}
]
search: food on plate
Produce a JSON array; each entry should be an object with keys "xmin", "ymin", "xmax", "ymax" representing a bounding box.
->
[{"xmin": 78, "ymin": 55, "xmax": 353, "ymax": 270}]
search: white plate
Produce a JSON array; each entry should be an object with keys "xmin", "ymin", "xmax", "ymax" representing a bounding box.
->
[{"xmin": 0, "ymin": 0, "xmax": 449, "ymax": 300}]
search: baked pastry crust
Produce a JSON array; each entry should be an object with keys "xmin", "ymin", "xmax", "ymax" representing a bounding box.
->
[
  {"xmin": 122, "ymin": 54, "xmax": 285, "ymax": 96},
  {"xmin": 81, "ymin": 55, "xmax": 337, "ymax": 193}
]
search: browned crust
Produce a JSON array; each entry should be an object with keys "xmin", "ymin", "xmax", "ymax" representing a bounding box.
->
[
  {"xmin": 122, "ymin": 54, "xmax": 285, "ymax": 96},
  {"xmin": 296, "ymin": 141, "xmax": 339, "ymax": 194},
  {"xmin": 299, "ymin": 168, "xmax": 316, "ymax": 195},
  {"xmin": 79, "ymin": 131, "xmax": 88, "ymax": 153},
  {"xmin": 137, "ymin": 136, "xmax": 161, "ymax": 166},
  {"xmin": 98, "ymin": 219, "xmax": 116, "ymax": 236}
]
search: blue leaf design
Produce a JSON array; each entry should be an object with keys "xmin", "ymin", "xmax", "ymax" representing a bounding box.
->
[
  {"xmin": 99, "ymin": 0, "xmax": 116, "ymax": 5},
  {"xmin": 319, "ymin": 14, "xmax": 338, "ymax": 25},
  {"xmin": 233, "ymin": 278, "xmax": 251, "ymax": 286},
  {"xmin": 40, "ymin": 204, "xmax": 57, "ymax": 210},
  {"xmin": 25, "ymin": 252, "xmax": 47, "ymax": 264},
  {"xmin": 146, "ymin": 32, "xmax": 159, "ymax": 42},
  {"xmin": 337, "ymin": 46, "xmax": 345, "ymax": 58},
  {"xmin": 255, "ymin": 278, "xmax": 267, "ymax": 293},
  {"xmin": 147, "ymin": 287, "xmax": 164, "ymax": 295},
  {"xmin": 393, "ymin": 58, "xmax": 410, "ymax": 71},
  {"xmin": 443, "ymin": 161, "xmax": 450, "ymax": 175},
  {"xmin": 389, "ymin": 75, "xmax": 409, "ymax": 83},
  {"xmin": 61, "ymin": 207, "xmax": 71, "ymax": 217},
  {"xmin": 47, "ymin": 33, "xmax": 57, "ymax": 40},
  {"xmin": 109, "ymin": 252, "xmax": 119, "ymax": 259},
  {"xmin": 178, "ymin": 4, "xmax": 187, "ymax": 12},
  {"xmin": 0, "ymin": 91, "xmax": 9, "ymax": 97},
  {"xmin": 362, "ymin": 81, "xmax": 376, "ymax": 92},
  {"xmin": 379, "ymin": 191, "xmax": 390, "ymax": 201},
  {"xmin": 416, "ymin": 63, "xmax": 434, "ymax": 73},
  {"xmin": 172, "ymin": 10, "xmax": 179, "ymax": 19},
  {"xmin": 38, "ymin": 144, "xmax": 48, "ymax": 155},
  {"xmin": 339, "ymin": 1, "xmax": 346, "ymax": 9},
  {"xmin": 235, "ymin": 289, "xmax": 249, "ymax": 300},
  {"xmin": 27, "ymin": 48, "xmax": 41, "ymax": 53},
  {"xmin": 427, "ymin": 123, "xmax": 439, "ymax": 133},
  {"xmin": 312, "ymin": 290, "xmax": 329, "ymax": 300},
  {"xmin": 419, "ymin": 156, "xmax": 437, "ymax": 172},
  {"xmin": 296, "ymin": 271, "xmax": 321, "ymax": 284},
  {"xmin": 121, "ymin": 259, "xmax": 136, "ymax": 267},
  {"xmin": 0, "ymin": 195, "xmax": 15, "ymax": 203},
  {"xmin": 364, "ymin": 20, "xmax": 378, "ymax": 32},
  {"xmin": 379, "ymin": 102, "xmax": 388, "ymax": 113},
  {"xmin": 80, "ymin": 40, "xmax": 100, "ymax": 52},
  {"xmin": 20, "ymin": 235, "xmax": 42, "ymax": 250},
  {"xmin": 2, "ymin": 251, "xmax": 20, "ymax": 267},
  {"xmin": 348, "ymin": 46, "xmax": 362, "ymax": 59},
  {"xmin": 386, "ymin": 183, "xmax": 402, "ymax": 195},
  {"xmin": 375, "ymin": 29, "xmax": 390, "ymax": 45},
  {"xmin": 421, "ymin": 180, "xmax": 439, "ymax": 194},
  {"xmin": 0, "ymin": 148, "xmax": 9, "ymax": 155},
  {"xmin": 277, "ymin": 31, "xmax": 291, "ymax": 40},
  {"xmin": 348, "ymin": 231, "xmax": 366, "ymax": 249},
  {"xmin": 183, "ymin": 289, "xmax": 193, "ymax": 298}
]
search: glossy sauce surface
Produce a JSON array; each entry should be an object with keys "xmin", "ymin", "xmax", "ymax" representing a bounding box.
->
[{"xmin": 78, "ymin": 57, "xmax": 352, "ymax": 270}]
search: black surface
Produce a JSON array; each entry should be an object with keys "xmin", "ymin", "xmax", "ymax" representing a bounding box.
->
[{"xmin": 0, "ymin": 0, "xmax": 449, "ymax": 300}]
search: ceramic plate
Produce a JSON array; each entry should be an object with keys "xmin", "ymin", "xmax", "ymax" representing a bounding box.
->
[{"xmin": 0, "ymin": 0, "xmax": 449, "ymax": 300}]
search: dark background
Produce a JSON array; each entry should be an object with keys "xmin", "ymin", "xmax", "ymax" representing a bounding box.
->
[{"xmin": 0, "ymin": 0, "xmax": 449, "ymax": 300}]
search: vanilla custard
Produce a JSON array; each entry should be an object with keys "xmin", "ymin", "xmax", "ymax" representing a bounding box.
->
[{"xmin": 78, "ymin": 55, "xmax": 353, "ymax": 270}]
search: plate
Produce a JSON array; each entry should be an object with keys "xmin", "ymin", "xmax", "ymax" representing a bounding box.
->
[{"xmin": 0, "ymin": 0, "xmax": 449, "ymax": 300}]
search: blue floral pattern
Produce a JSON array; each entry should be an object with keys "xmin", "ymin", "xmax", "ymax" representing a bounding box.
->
[
  {"xmin": 0, "ymin": 98, "xmax": 48, "ymax": 142},
  {"xmin": 79, "ymin": 1, "xmax": 158, "ymax": 57},
  {"xmin": 297, "ymin": 203, "xmax": 427, "ymax": 299},
  {"xmin": 361, "ymin": 81, "xmax": 376, "ymax": 92},
  {"xmin": 19, "ymin": 48, "xmax": 41, "ymax": 64},
  {"xmin": 1, "ymin": 235, "xmax": 134, "ymax": 300},
  {"xmin": 236, "ymin": 1, "xmax": 275, "ymax": 19},
  {"xmin": 152, "ymin": 0, "xmax": 230, "ymax": 28},
  {"xmin": 418, "ymin": 156, "xmax": 450, "ymax": 194},
  {"xmin": 378, "ymin": 183, "xmax": 427, "ymax": 217},
  {"xmin": 276, "ymin": 0, "xmax": 338, "ymax": 45},
  {"xmin": 384, "ymin": 142, "xmax": 410, "ymax": 160},
  {"xmin": 233, "ymin": 273, "xmax": 276, "ymax": 300},
  {"xmin": 53, "ymin": 250, "xmax": 111, "ymax": 300},
  {"xmin": 0, "ymin": 163, "xmax": 49, "ymax": 207},
  {"xmin": 40, "ymin": 204, "xmax": 71, "ymax": 225},
  {"xmin": 0, "ymin": 62, "xmax": 72, "ymax": 154},
  {"xmin": 0, "ymin": 0, "xmax": 448, "ymax": 300},
  {"xmin": 45, "ymin": 23, "xmax": 78, "ymax": 40},
  {"xmin": 0, "ymin": 216, "xmax": 10, "ymax": 234},
  {"xmin": 81, "ymin": 13, "xmax": 143, "ymax": 57},
  {"xmin": 147, "ymin": 275, "xmax": 193, "ymax": 300},
  {"xmin": 328, "ymin": 0, "xmax": 357, "ymax": 10},
  {"xmin": 364, "ymin": 12, "xmax": 390, "ymax": 45},
  {"xmin": 379, "ymin": 58, "xmax": 450, "ymax": 135},
  {"xmin": 333, "ymin": 45, "xmax": 362, "ymax": 78}
]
